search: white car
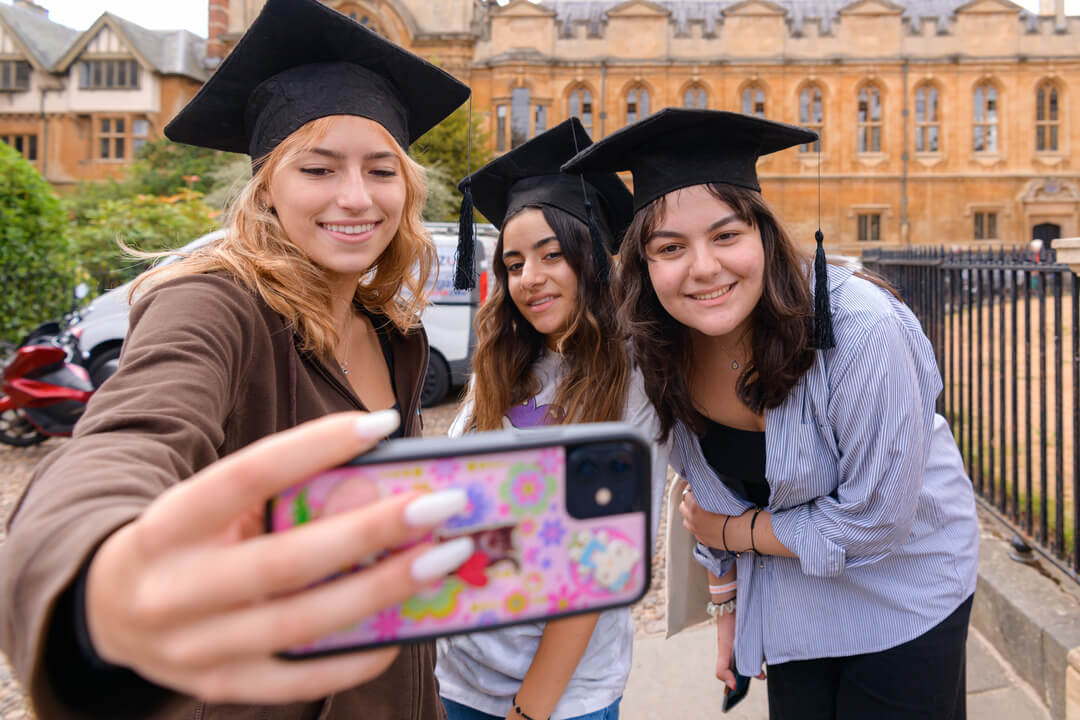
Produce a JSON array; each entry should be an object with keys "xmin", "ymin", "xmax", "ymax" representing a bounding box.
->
[{"xmin": 71, "ymin": 222, "xmax": 498, "ymax": 407}]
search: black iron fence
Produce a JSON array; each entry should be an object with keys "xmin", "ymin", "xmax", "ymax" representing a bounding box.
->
[{"xmin": 862, "ymin": 246, "xmax": 1079, "ymax": 582}]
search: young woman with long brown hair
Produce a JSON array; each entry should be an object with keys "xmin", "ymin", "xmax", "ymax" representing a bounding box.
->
[
  {"xmin": 564, "ymin": 109, "xmax": 978, "ymax": 719},
  {"xmin": 0, "ymin": 2, "xmax": 478, "ymax": 718},
  {"xmin": 436, "ymin": 119, "xmax": 669, "ymax": 720}
]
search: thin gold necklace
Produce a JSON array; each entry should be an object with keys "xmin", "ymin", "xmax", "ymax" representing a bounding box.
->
[{"xmin": 338, "ymin": 316, "xmax": 352, "ymax": 376}]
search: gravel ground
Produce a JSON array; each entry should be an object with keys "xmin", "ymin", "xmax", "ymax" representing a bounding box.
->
[{"xmin": 0, "ymin": 396, "xmax": 671, "ymax": 717}]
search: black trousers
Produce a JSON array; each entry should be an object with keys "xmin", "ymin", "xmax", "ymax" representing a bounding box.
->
[{"xmin": 766, "ymin": 595, "xmax": 973, "ymax": 720}]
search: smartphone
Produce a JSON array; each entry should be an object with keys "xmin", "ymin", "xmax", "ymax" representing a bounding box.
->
[
  {"xmin": 722, "ymin": 658, "xmax": 751, "ymax": 713},
  {"xmin": 266, "ymin": 422, "xmax": 652, "ymax": 659}
]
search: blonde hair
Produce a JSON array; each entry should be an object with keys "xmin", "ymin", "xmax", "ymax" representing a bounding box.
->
[{"xmin": 132, "ymin": 115, "xmax": 434, "ymax": 357}]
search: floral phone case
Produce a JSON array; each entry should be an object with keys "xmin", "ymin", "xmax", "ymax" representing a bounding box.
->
[{"xmin": 266, "ymin": 424, "xmax": 651, "ymax": 659}]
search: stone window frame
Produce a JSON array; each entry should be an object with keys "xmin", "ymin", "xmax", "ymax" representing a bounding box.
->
[
  {"xmin": 682, "ymin": 82, "xmax": 707, "ymax": 110},
  {"xmin": 973, "ymin": 210, "xmax": 1000, "ymax": 241},
  {"xmin": 913, "ymin": 82, "xmax": 942, "ymax": 155},
  {"xmin": 740, "ymin": 83, "xmax": 766, "ymax": 118},
  {"xmin": 623, "ymin": 82, "xmax": 652, "ymax": 126},
  {"xmin": 797, "ymin": 82, "xmax": 825, "ymax": 154},
  {"xmin": 567, "ymin": 83, "xmax": 596, "ymax": 136},
  {"xmin": 1035, "ymin": 80, "xmax": 1061, "ymax": 155},
  {"xmin": 856, "ymin": 82, "xmax": 884, "ymax": 154},
  {"xmin": 972, "ymin": 80, "xmax": 1001, "ymax": 155}
]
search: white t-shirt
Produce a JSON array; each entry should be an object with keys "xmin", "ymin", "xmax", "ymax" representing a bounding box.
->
[{"xmin": 437, "ymin": 351, "xmax": 669, "ymax": 720}]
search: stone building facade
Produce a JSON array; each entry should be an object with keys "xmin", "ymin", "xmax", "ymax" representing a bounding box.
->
[
  {"xmin": 213, "ymin": 0, "xmax": 1080, "ymax": 250},
  {"xmin": 0, "ymin": 0, "xmax": 207, "ymax": 185}
]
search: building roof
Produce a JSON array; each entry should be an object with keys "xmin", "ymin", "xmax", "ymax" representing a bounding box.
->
[
  {"xmin": 103, "ymin": 13, "xmax": 208, "ymax": 81},
  {"xmin": 0, "ymin": 4, "xmax": 207, "ymax": 81},
  {"xmin": 542, "ymin": 0, "xmax": 1043, "ymax": 36},
  {"xmin": 0, "ymin": 2, "xmax": 78, "ymax": 68}
]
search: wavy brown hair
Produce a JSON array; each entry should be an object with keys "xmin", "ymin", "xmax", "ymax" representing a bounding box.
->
[
  {"xmin": 465, "ymin": 205, "xmax": 629, "ymax": 432},
  {"xmin": 132, "ymin": 116, "xmax": 435, "ymax": 357},
  {"xmin": 616, "ymin": 183, "xmax": 817, "ymax": 441}
]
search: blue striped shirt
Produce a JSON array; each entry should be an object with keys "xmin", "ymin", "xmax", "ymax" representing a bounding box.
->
[{"xmin": 672, "ymin": 265, "xmax": 979, "ymax": 676}]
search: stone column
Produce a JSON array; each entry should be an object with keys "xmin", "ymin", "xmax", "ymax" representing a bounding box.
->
[{"xmin": 1052, "ymin": 238, "xmax": 1080, "ymax": 277}]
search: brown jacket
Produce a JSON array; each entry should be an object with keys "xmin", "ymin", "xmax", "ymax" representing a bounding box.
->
[{"xmin": 0, "ymin": 273, "xmax": 444, "ymax": 720}]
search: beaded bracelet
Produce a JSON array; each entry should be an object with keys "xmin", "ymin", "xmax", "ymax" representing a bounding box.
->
[{"xmin": 512, "ymin": 694, "xmax": 548, "ymax": 720}]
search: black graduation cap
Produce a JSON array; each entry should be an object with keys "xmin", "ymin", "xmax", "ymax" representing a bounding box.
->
[
  {"xmin": 454, "ymin": 118, "xmax": 633, "ymax": 290},
  {"xmin": 164, "ymin": 0, "xmax": 470, "ymax": 160},
  {"xmin": 561, "ymin": 108, "xmax": 834, "ymax": 349}
]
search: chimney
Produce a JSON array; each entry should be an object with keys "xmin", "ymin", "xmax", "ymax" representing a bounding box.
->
[
  {"xmin": 13, "ymin": 0, "xmax": 48, "ymax": 17},
  {"xmin": 207, "ymin": 0, "xmax": 230, "ymax": 64}
]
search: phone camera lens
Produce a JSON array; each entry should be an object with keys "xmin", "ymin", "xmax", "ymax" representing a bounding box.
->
[
  {"xmin": 610, "ymin": 454, "xmax": 632, "ymax": 475},
  {"xmin": 578, "ymin": 459, "xmax": 598, "ymax": 478}
]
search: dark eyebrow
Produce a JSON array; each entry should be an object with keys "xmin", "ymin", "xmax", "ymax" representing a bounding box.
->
[
  {"xmin": 302, "ymin": 149, "xmax": 399, "ymax": 162},
  {"xmin": 649, "ymin": 213, "xmax": 740, "ymax": 240},
  {"xmin": 502, "ymin": 236, "xmax": 559, "ymax": 260}
]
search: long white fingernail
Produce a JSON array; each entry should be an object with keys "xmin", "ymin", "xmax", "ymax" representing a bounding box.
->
[
  {"xmin": 404, "ymin": 489, "xmax": 469, "ymax": 527},
  {"xmin": 411, "ymin": 537, "xmax": 475, "ymax": 583},
  {"xmin": 355, "ymin": 409, "xmax": 400, "ymax": 438}
]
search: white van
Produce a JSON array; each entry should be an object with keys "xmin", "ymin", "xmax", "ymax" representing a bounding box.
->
[{"xmin": 70, "ymin": 222, "xmax": 498, "ymax": 407}]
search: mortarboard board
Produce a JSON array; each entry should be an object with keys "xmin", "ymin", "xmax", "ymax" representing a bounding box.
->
[
  {"xmin": 164, "ymin": 0, "xmax": 470, "ymax": 160},
  {"xmin": 464, "ymin": 118, "xmax": 633, "ymax": 248},
  {"xmin": 454, "ymin": 118, "xmax": 633, "ymax": 290},
  {"xmin": 561, "ymin": 108, "xmax": 835, "ymax": 349},
  {"xmin": 560, "ymin": 108, "xmax": 816, "ymax": 212}
]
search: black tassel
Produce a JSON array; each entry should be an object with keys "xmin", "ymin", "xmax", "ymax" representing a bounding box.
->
[
  {"xmin": 454, "ymin": 177, "xmax": 476, "ymax": 291},
  {"xmin": 585, "ymin": 197, "xmax": 610, "ymax": 286},
  {"xmin": 811, "ymin": 229, "xmax": 835, "ymax": 350}
]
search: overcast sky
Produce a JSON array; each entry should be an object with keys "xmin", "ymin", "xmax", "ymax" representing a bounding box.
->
[{"xmin": 0, "ymin": 0, "xmax": 1075, "ymax": 38}]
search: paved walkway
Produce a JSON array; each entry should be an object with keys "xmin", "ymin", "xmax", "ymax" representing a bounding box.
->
[{"xmin": 621, "ymin": 623, "xmax": 1049, "ymax": 719}]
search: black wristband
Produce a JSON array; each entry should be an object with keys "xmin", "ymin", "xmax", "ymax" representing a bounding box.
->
[
  {"xmin": 512, "ymin": 694, "xmax": 549, "ymax": 720},
  {"xmin": 749, "ymin": 509, "xmax": 763, "ymax": 554}
]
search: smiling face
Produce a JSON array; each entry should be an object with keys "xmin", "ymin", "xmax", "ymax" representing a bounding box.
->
[
  {"xmin": 267, "ymin": 115, "xmax": 406, "ymax": 288},
  {"xmin": 644, "ymin": 184, "xmax": 765, "ymax": 344},
  {"xmin": 501, "ymin": 208, "xmax": 580, "ymax": 341}
]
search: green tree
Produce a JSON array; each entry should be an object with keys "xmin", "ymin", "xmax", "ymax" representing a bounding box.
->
[
  {"xmin": 126, "ymin": 138, "xmax": 243, "ymax": 196},
  {"xmin": 409, "ymin": 104, "xmax": 492, "ymax": 221},
  {"xmin": 67, "ymin": 189, "xmax": 221, "ymax": 294},
  {"xmin": 0, "ymin": 143, "xmax": 75, "ymax": 344}
]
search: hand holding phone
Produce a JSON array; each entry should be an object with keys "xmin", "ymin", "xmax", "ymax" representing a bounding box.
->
[
  {"xmin": 722, "ymin": 659, "xmax": 752, "ymax": 712},
  {"xmin": 266, "ymin": 422, "xmax": 653, "ymax": 659}
]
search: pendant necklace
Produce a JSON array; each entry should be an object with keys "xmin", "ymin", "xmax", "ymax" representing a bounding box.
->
[{"xmin": 338, "ymin": 317, "xmax": 352, "ymax": 376}]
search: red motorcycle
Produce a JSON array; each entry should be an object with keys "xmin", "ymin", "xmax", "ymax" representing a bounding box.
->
[{"xmin": 0, "ymin": 336, "xmax": 95, "ymax": 447}]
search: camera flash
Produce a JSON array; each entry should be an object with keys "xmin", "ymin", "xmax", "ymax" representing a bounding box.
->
[{"xmin": 595, "ymin": 487, "xmax": 613, "ymax": 506}]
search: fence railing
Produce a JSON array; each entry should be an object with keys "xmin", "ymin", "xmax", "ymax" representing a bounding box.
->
[{"xmin": 862, "ymin": 246, "xmax": 1079, "ymax": 582}]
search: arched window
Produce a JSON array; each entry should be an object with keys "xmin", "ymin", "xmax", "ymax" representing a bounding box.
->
[
  {"xmin": 973, "ymin": 83, "xmax": 999, "ymax": 153},
  {"xmin": 914, "ymin": 84, "xmax": 940, "ymax": 153},
  {"xmin": 569, "ymin": 86, "xmax": 593, "ymax": 134},
  {"xmin": 683, "ymin": 85, "xmax": 706, "ymax": 109},
  {"xmin": 857, "ymin": 85, "xmax": 883, "ymax": 153},
  {"xmin": 799, "ymin": 85, "xmax": 823, "ymax": 153},
  {"xmin": 510, "ymin": 87, "xmax": 530, "ymax": 149},
  {"xmin": 625, "ymin": 86, "xmax": 650, "ymax": 125},
  {"xmin": 340, "ymin": 4, "xmax": 382, "ymax": 34},
  {"xmin": 1036, "ymin": 82, "xmax": 1059, "ymax": 153},
  {"xmin": 741, "ymin": 85, "xmax": 765, "ymax": 117}
]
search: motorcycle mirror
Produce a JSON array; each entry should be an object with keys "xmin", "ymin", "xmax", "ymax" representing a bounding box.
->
[{"xmin": 74, "ymin": 283, "xmax": 89, "ymax": 300}]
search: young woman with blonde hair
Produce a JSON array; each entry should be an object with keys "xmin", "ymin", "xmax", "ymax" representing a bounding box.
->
[
  {"xmin": 0, "ymin": 2, "xmax": 478, "ymax": 718},
  {"xmin": 436, "ymin": 118, "xmax": 669, "ymax": 720}
]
